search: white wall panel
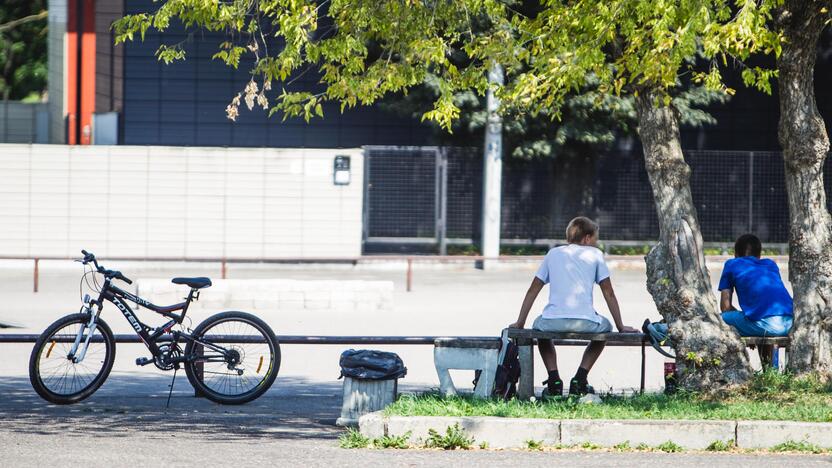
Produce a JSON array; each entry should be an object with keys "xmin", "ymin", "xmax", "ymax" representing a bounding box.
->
[{"xmin": 0, "ymin": 144, "xmax": 363, "ymax": 258}]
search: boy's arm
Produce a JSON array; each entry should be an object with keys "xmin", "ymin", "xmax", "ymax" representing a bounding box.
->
[
  {"xmin": 509, "ymin": 277, "xmax": 545, "ymax": 329},
  {"xmin": 720, "ymin": 289, "xmax": 735, "ymax": 311},
  {"xmin": 599, "ymin": 278, "xmax": 638, "ymax": 332}
]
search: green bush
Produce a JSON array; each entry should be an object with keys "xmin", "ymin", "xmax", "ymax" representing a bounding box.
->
[
  {"xmin": 526, "ymin": 439, "xmax": 544, "ymax": 450},
  {"xmin": 499, "ymin": 245, "xmax": 550, "ymax": 256},
  {"xmin": 603, "ymin": 244, "xmax": 652, "ymax": 255}
]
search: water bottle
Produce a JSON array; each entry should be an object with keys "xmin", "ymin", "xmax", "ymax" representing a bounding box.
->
[{"xmin": 664, "ymin": 361, "xmax": 677, "ymax": 395}]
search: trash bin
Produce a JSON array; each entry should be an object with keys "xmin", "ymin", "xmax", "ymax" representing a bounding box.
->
[{"xmin": 336, "ymin": 349, "xmax": 407, "ymax": 427}]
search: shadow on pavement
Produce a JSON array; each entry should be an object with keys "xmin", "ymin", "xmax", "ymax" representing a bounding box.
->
[{"xmin": 0, "ymin": 373, "xmax": 346, "ymax": 440}]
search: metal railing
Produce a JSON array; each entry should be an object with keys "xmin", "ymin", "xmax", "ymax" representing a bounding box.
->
[
  {"xmin": 0, "ymin": 253, "xmax": 791, "ymax": 295},
  {"xmin": 0, "ymin": 254, "xmax": 547, "ymax": 294}
]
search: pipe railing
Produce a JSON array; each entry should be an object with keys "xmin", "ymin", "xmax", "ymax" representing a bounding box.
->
[
  {"xmin": 0, "ymin": 254, "xmax": 790, "ymax": 294},
  {"xmin": 0, "ymin": 254, "xmax": 547, "ymax": 294}
]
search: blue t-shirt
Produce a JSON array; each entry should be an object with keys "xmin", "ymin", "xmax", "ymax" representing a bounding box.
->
[{"xmin": 717, "ymin": 256, "xmax": 793, "ymax": 321}]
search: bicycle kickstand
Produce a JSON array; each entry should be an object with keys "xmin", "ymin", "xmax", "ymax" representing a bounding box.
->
[{"xmin": 165, "ymin": 367, "xmax": 178, "ymax": 411}]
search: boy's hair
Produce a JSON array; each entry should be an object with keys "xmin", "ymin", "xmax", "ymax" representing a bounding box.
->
[
  {"xmin": 566, "ymin": 216, "xmax": 599, "ymax": 244},
  {"xmin": 734, "ymin": 234, "xmax": 762, "ymax": 258}
]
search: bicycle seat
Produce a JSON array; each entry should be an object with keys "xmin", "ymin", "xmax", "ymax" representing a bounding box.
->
[{"xmin": 171, "ymin": 277, "xmax": 212, "ymax": 289}]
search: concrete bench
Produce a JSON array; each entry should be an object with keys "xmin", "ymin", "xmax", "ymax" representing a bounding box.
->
[
  {"xmin": 433, "ymin": 337, "xmax": 502, "ymax": 398},
  {"xmin": 505, "ymin": 328, "xmax": 791, "ymax": 399}
]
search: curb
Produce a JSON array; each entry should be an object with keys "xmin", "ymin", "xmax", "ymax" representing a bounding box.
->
[{"xmin": 358, "ymin": 413, "xmax": 832, "ymax": 449}]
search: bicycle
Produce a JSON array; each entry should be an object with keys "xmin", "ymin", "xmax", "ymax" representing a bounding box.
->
[{"xmin": 28, "ymin": 250, "xmax": 280, "ymax": 405}]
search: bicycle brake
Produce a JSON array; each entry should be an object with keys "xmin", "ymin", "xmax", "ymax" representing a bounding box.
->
[{"xmin": 135, "ymin": 357, "xmax": 153, "ymax": 366}]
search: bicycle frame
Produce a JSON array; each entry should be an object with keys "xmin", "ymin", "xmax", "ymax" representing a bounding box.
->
[{"xmin": 69, "ymin": 275, "xmax": 231, "ymax": 367}]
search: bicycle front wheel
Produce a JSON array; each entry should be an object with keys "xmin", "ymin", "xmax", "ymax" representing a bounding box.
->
[
  {"xmin": 184, "ymin": 311, "xmax": 280, "ymax": 405},
  {"xmin": 29, "ymin": 313, "xmax": 116, "ymax": 404}
]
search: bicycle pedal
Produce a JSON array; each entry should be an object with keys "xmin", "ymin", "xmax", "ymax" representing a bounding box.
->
[{"xmin": 135, "ymin": 357, "xmax": 153, "ymax": 366}]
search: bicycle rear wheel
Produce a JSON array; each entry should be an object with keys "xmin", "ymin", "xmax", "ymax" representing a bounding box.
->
[
  {"xmin": 184, "ymin": 311, "xmax": 280, "ymax": 405},
  {"xmin": 29, "ymin": 313, "xmax": 116, "ymax": 404}
]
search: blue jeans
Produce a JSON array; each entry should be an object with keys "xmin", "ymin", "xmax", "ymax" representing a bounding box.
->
[
  {"xmin": 532, "ymin": 315, "xmax": 613, "ymax": 333},
  {"xmin": 721, "ymin": 311, "xmax": 792, "ymax": 337}
]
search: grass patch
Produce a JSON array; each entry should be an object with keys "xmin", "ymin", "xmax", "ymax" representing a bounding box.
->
[
  {"xmin": 655, "ymin": 441, "xmax": 684, "ymax": 453},
  {"xmin": 374, "ymin": 432, "xmax": 411, "ymax": 449},
  {"xmin": 526, "ymin": 439, "xmax": 544, "ymax": 450},
  {"xmin": 386, "ymin": 370, "xmax": 832, "ymax": 422},
  {"xmin": 339, "ymin": 428, "xmax": 372, "ymax": 449},
  {"xmin": 425, "ymin": 423, "xmax": 474, "ymax": 450},
  {"xmin": 706, "ymin": 439, "xmax": 735, "ymax": 452},
  {"xmin": 771, "ymin": 440, "xmax": 827, "ymax": 454},
  {"xmin": 612, "ymin": 441, "xmax": 631, "ymax": 451},
  {"xmin": 338, "ymin": 428, "xmax": 412, "ymax": 449}
]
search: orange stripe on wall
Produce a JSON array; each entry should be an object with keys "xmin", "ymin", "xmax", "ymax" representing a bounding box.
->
[
  {"xmin": 67, "ymin": 0, "xmax": 77, "ymax": 144},
  {"xmin": 67, "ymin": 0, "xmax": 96, "ymax": 145}
]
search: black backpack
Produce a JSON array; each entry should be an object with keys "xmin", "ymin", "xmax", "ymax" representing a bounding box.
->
[
  {"xmin": 338, "ymin": 349, "xmax": 407, "ymax": 380},
  {"xmin": 471, "ymin": 331, "xmax": 522, "ymax": 400},
  {"xmin": 493, "ymin": 337, "xmax": 521, "ymax": 400}
]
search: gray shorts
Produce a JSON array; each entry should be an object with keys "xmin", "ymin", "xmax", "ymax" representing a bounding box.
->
[{"xmin": 532, "ymin": 315, "xmax": 613, "ymax": 333}]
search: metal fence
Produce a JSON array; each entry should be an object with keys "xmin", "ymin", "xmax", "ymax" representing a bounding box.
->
[
  {"xmin": 0, "ymin": 101, "xmax": 48, "ymax": 143},
  {"xmin": 363, "ymin": 147, "xmax": 795, "ymax": 248}
]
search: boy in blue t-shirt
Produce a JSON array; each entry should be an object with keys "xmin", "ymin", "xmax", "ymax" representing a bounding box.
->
[{"xmin": 718, "ymin": 234, "xmax": 793, "ymax": 366}]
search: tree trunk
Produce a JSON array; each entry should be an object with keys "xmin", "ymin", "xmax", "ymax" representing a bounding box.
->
[
  {"xmin": 635, "ymin": 90, "xmax": 752, "ymax": 390},
  {"xmin": 777, "ymin": 2, "xmax": 832, "ymax": 377}
]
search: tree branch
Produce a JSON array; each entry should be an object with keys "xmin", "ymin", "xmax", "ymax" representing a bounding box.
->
[{"xmin": 0, "ymin": 10, "xmax": 48, "ymax": 34}]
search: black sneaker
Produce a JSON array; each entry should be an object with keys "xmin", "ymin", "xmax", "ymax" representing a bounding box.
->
[
  {"xmin": 568, "ymin": 378, "xmax": 595, "ymax": 396},
  {"xmin": 540, "ymin": 378, "xmax": 563, "ymax": 400}
]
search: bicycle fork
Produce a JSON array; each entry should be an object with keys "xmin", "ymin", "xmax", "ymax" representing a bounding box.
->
[{"xmin": 69, "ymin": 308, "xmax": 98, "ymax": 364}]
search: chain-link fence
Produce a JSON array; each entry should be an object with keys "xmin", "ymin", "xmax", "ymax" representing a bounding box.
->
[{"xmin": 363, "ymin": 146, "xmax": 795, "ymax": 250}]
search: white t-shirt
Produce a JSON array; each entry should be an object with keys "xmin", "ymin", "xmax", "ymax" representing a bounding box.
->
[{"xmin": 535, "ymin": 244, "xmax": 610, "ymax": 323}]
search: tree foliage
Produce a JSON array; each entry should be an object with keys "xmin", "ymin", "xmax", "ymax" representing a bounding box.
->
[
  {"xmin": 113, "ymin": 0, "xmax": 775, "ymax": 132},
  {"xmin": 382, "ymin": 76, "xmax": 726, "ymax": 159},
  {"xmin": 0, "ymin": 0, "xmax": 47, "ymax": 101}
]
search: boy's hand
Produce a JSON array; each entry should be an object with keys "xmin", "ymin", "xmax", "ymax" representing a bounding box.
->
[
  {"xmin": 508, "ymin": 321, "xmax": 525, "ymax": 329},
  {"xmin": 618, "ymin": 325, "xmax": 639, "ymax": 333}
]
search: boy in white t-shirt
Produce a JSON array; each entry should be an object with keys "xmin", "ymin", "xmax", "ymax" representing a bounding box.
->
[{"xmin": 510, "ymin": 216, "xmax": 637, "ymax": 397}]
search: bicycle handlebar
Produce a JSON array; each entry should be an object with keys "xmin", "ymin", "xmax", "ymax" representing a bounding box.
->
[{"xmin": 79, "ymin": 250, "xmax": 133, "ymax": 285}]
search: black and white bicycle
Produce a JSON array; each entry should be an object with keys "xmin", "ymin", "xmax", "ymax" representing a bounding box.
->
[{"xmin": 28, "ymin": 250, "xmax": 280, "ymax": 405}]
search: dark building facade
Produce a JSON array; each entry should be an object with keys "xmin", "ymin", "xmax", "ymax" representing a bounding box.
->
[
  {"xmin": 52, "ymin": 0, "xmax": 832, "ymax": 151},
  {"xmin": 54, "ymin": 0, "xmax": 429, "ymax": 147}
]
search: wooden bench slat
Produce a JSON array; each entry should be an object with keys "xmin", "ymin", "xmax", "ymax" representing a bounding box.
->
[
  {"xmin": 506, "ymin": 328, "xmax": 646, "ymax": 343},
  {"xmin": 507, "ymin": 329, "xmax": 791, "ymax": 347},
  {"xmin": 434, "ymin": 338, "xmax": 502, "ymax": 349},
  {"xmin": 741, "ymin": 336, "xmax": 791, "ymax": 346}
]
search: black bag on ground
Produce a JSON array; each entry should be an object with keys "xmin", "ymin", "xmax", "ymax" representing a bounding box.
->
[
  {"xmin": 339, "ymin": 349, "xmax": 407, "ymax": 380},
  {"xmin": 493, "ymin": 333, "xmax": 521, "ymax": 400}
]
